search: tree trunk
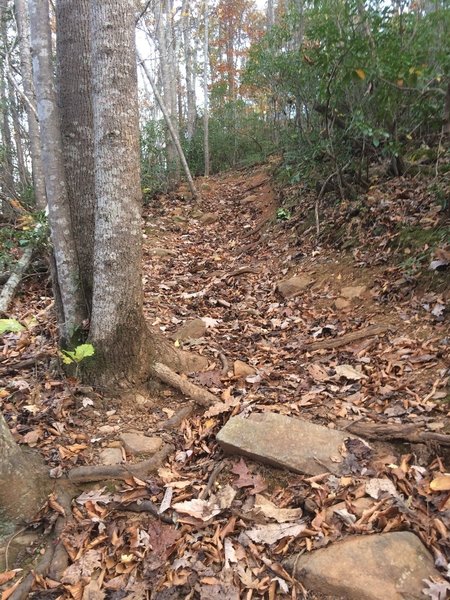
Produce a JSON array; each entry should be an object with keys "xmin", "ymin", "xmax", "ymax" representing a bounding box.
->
[
  {"xmin": 0, "ymin": 411, "xmax": 49, "ymax": 528},
  {"xmin": 203, "ymin": 0, "xmax": 210, "ymax": 176},
  {"xmin": 88, "ymin": 0, "xmax": 147, "ymax": 384},
  {"xmin": 0, "ymin": 1, "xmax": 16, "ymax": 215},
  {"xmin": 182, "ymin": 0, "xmax": 197, "ymax": 140},
  {"xmin": 8, "ymin": 82, "xmax": 31, "ymax": 192},
  {"xmin": 155, "ymin": 0, "xmax": 180, "ymax": 186},
  {"xmin": 14, "ymin": 0, "xmax": 47, "ymax": 209},
  {"xmin": 138, "ymin": 53, "xmax": 200, "ymax": 202},
  {"xmin": 267, "ymin": 0, "xmax": 274, "ymax": 29},
  {"xmin": 28, "ymin": 0, "xmax": 85, "ymax": 341},
  {"xmin": 56, "ymin": 0, "xmax": 95, "ymax": 318}
]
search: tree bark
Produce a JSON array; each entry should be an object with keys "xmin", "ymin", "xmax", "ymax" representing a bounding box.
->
[
  {"xmin": 182, "ymin": 0, "xmax": 197, "ymax": 140},
  {"xmin": 88, "ymin": 0, "xmax": 147, "ymax": 384},
  {"xmin": 138, "ymin": 53, "xmax": 200, "ymax": 201},
  {"xmin": 0, "ymin": 411, "xmax": 49, "ymax": 526},
  {"xmin": 56, "ymin": 0, "xmax": 95, "ymax": 318},
  {"xmin": 14, "ymin": 0, "xmax": 47, "ymax": 209},
  {"xmin": 203, "ymin": 0, "xmax": 210, "ymax": 176},
  {"xmin": 28, "ymin": 0, "xmax": 85, "ymax": 341},
  {"xmin": 155, "ymin": 0, "xmax": 180, "ymax": 185},
  {"xmin": 0, "ymin": 1, "xmax": 16, "ymax": 216}
]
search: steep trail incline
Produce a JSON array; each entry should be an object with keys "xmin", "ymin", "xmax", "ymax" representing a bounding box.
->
[{"xmin": 142, "ymin": 165, "xmax": 449, "ymax": 437}]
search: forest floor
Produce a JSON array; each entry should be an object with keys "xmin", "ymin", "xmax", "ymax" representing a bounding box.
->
[{"xmin": 1, "ymin": 161, "xmax": 450, "ymax": 599}]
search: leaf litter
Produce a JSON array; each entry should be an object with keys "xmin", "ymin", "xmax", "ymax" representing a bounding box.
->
[{"xmin": 0, "ymin": 165, "xmax": 449, "ymax": 598}]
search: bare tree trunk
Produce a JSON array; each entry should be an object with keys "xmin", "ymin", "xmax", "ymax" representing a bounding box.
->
[
  {"xmin": 56, "ymin": 0, "xmax": 95, "ymax": 318},
  {"xmin": 139, "ymin": 54, "xmax": 199, "ymax": 201},
  {"xmin": 182, "ymin": 0, "xmax": 197, "ymax": 140},
  {"xmin": 155, "ymin": 0, "xmax": 180, "ymax": 186},
  {"xmin": 14, "ymin": 0, "xmax": 47, "ymax": 209},
  {"xmin": 89, "ymin": 0, "xmax": 147, "ymax": 384},
  {"xmin": 8, "ymin": 82, "xmax": 30, "ymax": 191},
  {"xmin": 0, "ymin": 1, "xmax": 16, "ymax": 215},
  {"xmin": 203, "ymin": 0, "xmax": 210, "ymax": 176},
  {"xmin": 28, "ymin": 0, "xmax": 84, "ymax": 341},
  {"xmin": 267, "ymin": 0, "xmax": 275, "ymax": 28}
]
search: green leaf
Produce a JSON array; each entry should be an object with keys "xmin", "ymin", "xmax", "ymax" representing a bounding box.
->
[
  {"xmin": 73, "ymin": 344, "xmax": 95, "ymax": 362},
  {"xmin": 60, "ymin": 351, "xmax": 74, "ymax": 365},
  {"xmin": 0, "ymin": 319, "xmax": 25, "ymax": 335}
]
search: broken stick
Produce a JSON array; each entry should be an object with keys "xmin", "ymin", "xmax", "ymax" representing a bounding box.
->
[
  {"xmin": 304, "ymin": 324, "xmax": 390, "ymax": 352},
  {"xmin": 342, "ymin": 422, "xmax": 450, "ymax": 447}
]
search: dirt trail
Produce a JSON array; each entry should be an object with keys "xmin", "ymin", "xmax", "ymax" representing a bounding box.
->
[
  {"xmin": 142, "ymin": 165, "xmax": 449, "ymax": 436},
  {"xmin": 1, "ymin": 164, "xmax": 449, "ymax": 599}
]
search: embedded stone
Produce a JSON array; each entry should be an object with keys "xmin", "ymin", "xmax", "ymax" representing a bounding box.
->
[
  {"xmin": 277, "ymin": 276, "xmax": 313, "ymax": 299},
  {"xmin": 99, "ymin": 447, "xmax": 123, "ymax": 465},
  {"xmin": 199, "ymin": 212, "xmax": 219, "ymax": 225},
  {"xmin": 341, "ymin": 285, "xmax": 366, "ymax": 300},
  {"xmin": 171, "ymin": 318, "xmax": 207, "ymax": 341},
  {"xmin": 217, "ymin": 413, "xmax": 354, "ymax": 476},
  {"xmin": 284, "ymin": 532, "xmax": 444, "ymax": 600},
  {"xmin": 120, "ymin": 433, "xmax": 162, "ymax": 456}
]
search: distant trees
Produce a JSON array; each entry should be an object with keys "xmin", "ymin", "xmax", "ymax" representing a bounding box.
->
[{"xmin": 246, "ymin": 0, "xmax": 450, "ymax": 188}]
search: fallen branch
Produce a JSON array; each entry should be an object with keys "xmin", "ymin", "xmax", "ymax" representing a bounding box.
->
[
  {"xmin": 0, "ymin": 246, "xmax": 33, "ymax": 314},
  {"xmin": 110, "ymin": 500, "xmax": 173, "ymax": 524},
  {"xmin": 152, "ymin": 362, "xmax": 218, "ymax": 407},
  {"xmin": 342, "ymin": 421, "xmax": 450, "ymax": 447},
  {"xmin": 68, "ymin": 444, "xmax": 174, "ymax": 482},
  {"xmin": 227, "ymin": 266, "xmax": 261, "ymax": 277},
  {"xmin": 0, "ymin": 352, "xmax": 53, "ymax": 375},
  {"xmin": 161, "ymin": 404, "xmax": 194, "ymax": 430},
  {"xmin": 304, "ymin": 324, "xmax": 390, "ymax": 351},
  {"xmin": 199, "ymin": 460, "xmax": 226, "ymax": 500}
]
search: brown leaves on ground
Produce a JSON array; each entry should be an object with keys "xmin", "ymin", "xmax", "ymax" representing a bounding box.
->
[{"xmin": 1, "ymin": 164, "xmax": 449, "ymax": 598}]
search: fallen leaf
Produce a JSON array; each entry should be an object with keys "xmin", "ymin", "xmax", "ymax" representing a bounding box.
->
[
  {"xmin": 0, "ymin": 571, "xmax": 21, "ymax": 586},
  {"xmin": 429, "ymin": 475, "xmax": 450, "ymax": 492},
  {"xmin": 335, "ymin": 364, "xmax": 366, "ymax": 380},
  {"xmin": 254, "ymin": 494, "xmax": 302, "ymax": 523},
  {"xmin": 246, "ymin": 522, "xmax": 305, "ymax": 544},
  {"xmin": 365, "ymin": 478, "xmax": 400, "ymax": 499}
]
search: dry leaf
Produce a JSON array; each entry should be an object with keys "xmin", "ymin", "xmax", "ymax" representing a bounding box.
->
[
  {"xmin": 429, "ymin": 475, "xmax": 450, "ymax": 492},
  {"xmin": 246, "ymin": 522, "xmax": 305, "ymax": 544},
  {"xmin": 335, "ymin": 364, "xmax": 366, "ymax": 380},
  {"xmin": 254, "ymin": 494, "xmax": 302, "ymax": 523}
]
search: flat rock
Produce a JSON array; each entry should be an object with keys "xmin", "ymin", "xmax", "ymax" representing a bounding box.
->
[
  {"xmin": 217, "ymin": 413, "xmax": 354, "ymax": 476},
  {"xmin": 99, "ymin": 447, "xmax": 123, "ymax": 465},
  {"xmin": 341, "ymin": 285, "xmax": 366, "ymax": 300},
  {"xmin": 171, "ymin": 318, "xmax": 207, "ymax": 341},
  {"xmin": 277, "ymin": 275, "xmax": 312, "ymax": 299},
  {"xmin": 233, "ymin": 360, "xmax": 256, "ymax": 379},
  {"xmin": 199, "ymin": 212, "xmax": 219, "ymax": 225},
  {"xmin": 150, "ymin": 247, "xmax": 175, "ymax": 258},
  {"xmin": 120, "ymin": 433, "xmax": 162, "ymax": 456},
  {"xmin": 334, "ymin": 297, "xmax": 351, "ymax": 310},
  {"xmin": 284, "ymin": 532, "xmax": 444, "ymax": 600}
]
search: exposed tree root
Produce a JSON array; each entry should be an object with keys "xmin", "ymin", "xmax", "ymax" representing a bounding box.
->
[
  {"xmin": 151, "ymin": 362, "xmax": 218, "ymax": 407},
  {"xmin": 342, "ymin": 421, "xmax": 450, "ymax": 447},
  {"xmin": 9, "ymin": 490, "xmax": 74, "ymax": 600},
  {"xmin": 0, "ymin": 246, "xmax": 33, "ymax": 314},
  {"xmin": 68, "ymin": 443, "xmax": 173, "ymax": 482}
]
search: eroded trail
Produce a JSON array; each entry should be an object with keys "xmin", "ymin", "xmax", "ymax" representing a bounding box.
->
[
  {"xmin": 1, "ymin": 165, "xmax": 449, "ymax": 599},
  {"xmin": 143, "ymin": 166, "xmax": 448, "ymax": 436}
]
